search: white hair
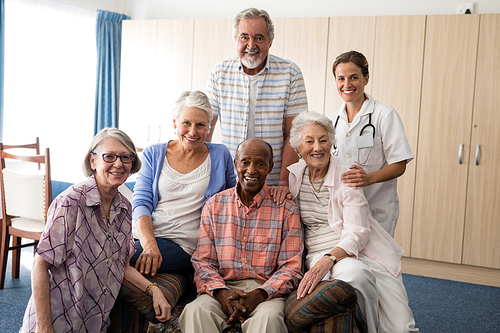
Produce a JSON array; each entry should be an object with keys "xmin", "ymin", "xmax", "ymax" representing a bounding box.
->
[
  {"xmin": 232, "ymin": 8, "xmax": 275, "ymax": 44},
  {"xmin": 171, "ymin": 90, "xmax": 213, "ymax": 124},
  {"xmin": 289, "ymin": 111, "xmax": 336, "ymax": 150}
]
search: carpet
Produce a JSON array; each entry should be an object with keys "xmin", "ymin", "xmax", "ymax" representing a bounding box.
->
[{"xmin": 1, "ymin": 249, "xmax": 499, "ymax": 332}]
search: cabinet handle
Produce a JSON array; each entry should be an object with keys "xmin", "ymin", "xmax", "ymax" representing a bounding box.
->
[
  {"xmin": 459, "ymin": 143, "xmax": 463, "ymax": 164},
  {"xmin": 475, "ymin": 144, "xmax": 480, "ymax": 165}
]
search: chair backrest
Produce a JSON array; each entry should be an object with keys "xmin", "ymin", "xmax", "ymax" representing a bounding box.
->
[
  {"xmin": 2, "ymin": 137, "xmax": 41, "ymax": 170},
  {"xmin": 2, "ymin": 169, "xmax": 46, "ymax": 220},
  {"xmin": 0, "ymin": 145, "xmax": 52, "ymax": 223},
  {"xmin": 2, "ymin": 137, "xmax": 40, "ymax": 155}
]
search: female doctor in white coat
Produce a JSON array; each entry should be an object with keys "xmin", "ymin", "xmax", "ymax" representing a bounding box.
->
[{"xmin": 330, "ymin": 50, "xmax": 413, "ymax": 237}]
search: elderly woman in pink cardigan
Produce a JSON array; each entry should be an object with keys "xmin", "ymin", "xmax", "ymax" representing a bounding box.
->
[{"xmin": 286, "ymin": 111, "xmax": 418, "ymax": 333}]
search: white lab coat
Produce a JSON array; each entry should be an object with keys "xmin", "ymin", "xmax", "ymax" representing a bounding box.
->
[{"xmin": 331, "ymin": 94, "xmax": 413, "ymax": 236}]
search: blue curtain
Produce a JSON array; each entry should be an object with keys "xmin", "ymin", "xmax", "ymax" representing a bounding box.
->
[
  {"xmin": 95, "ymin": 10, "xmax": 130, "ymax": 134},
  {"xmin": 0, "ymin": 0, "xmax": 4, "ymax": 141}
]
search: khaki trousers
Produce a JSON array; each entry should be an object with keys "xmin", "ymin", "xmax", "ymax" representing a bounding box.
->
[{"xmin": 179, "ymin": 279, "xmax": 287, "ymax": 333}]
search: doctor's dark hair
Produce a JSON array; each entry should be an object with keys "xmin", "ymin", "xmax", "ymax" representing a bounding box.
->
[
  {"xmin": 232, "ymin": 8, "xmax": 275, "ymax": 44},
  {"xmin": 289, "ymin": 111, "xmax": 336, "ymax": 150},
  {"xmin": 83, "ymin": 128, "xmax": 142, "ymax": 177},
  {"xmin": 332, "ymin": 50, "xmax": 369, "ymax": 78}
]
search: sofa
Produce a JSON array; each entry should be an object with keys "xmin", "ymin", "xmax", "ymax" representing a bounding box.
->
[{"xmin": 108, "ymin": 273, "xmax": 357, "ymax": 333}]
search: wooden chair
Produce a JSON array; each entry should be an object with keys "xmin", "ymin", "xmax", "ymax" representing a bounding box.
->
[{"xmin": 0, "ymin": 145, "xmax": 51, "ymax": 289}]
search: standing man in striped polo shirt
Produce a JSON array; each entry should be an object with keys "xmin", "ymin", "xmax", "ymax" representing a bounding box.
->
[{"xmin": 205, "ymin": 7, "xmax": 308, "ymax": 187}]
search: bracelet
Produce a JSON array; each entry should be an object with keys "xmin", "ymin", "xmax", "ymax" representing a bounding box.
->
[{"xmin": 145, "ymin": 282, "xmax": 158, "ymax": 295}]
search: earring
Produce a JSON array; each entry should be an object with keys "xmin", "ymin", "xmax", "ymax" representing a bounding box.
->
[{"xmin": 297, "ymin": 153, "xmax": 302, "ymax": 159}]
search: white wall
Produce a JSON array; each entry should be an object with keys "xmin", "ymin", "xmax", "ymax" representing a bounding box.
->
[{"xmin": 61, "ymin": 0, "xmax": 500, "ymax": 19}]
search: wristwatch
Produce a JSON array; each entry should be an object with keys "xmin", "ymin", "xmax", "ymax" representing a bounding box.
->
[{"xmin": 323, "ymin": 253, "xmax": 337, "ymax": 264}]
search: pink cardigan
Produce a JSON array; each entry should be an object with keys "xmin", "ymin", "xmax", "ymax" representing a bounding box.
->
[{"xmin": 288, "ymin": 158, "xmax": 404, "ymax": 277}]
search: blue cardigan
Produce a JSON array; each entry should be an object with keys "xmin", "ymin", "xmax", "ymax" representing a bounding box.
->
[{"xmin": 132, "ymin": 141, "xmax": 236, "ymax": 222}]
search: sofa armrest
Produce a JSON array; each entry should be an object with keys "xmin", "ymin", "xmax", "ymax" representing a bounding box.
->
[
  {"xmin": 284, "ymin": 280, "xmax": 357, "ymax": 333},
  {"xmin": 108, "ymin": 273, "xmax": 187, "ymax": 332}
]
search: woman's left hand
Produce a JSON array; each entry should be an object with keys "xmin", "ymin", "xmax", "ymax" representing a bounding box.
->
[
  {"xmin": 151, "ymin": 286, "xmax": 171, "ymax": 322},
  {"xmin": 296, "ymin": 256, "xmax": 334, "ymax": 299},
  {"xmin": 341, "ymin": 164, "xmax": 373, "ymax": 187},
  {"xmin": 135, "ymin": 239, "xmax": 163, "ymax": 276},
  {"xmin": 269, "ymin": 185, "xmax": 292, "ymax": 205}
]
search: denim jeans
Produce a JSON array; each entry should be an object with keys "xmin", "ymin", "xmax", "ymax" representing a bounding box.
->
[{"xmin": 130, "ymin": 237, "xmax": 194, "ymax": 275}]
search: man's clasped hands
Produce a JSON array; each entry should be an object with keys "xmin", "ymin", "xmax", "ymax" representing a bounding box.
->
[{"xmin": 213, "ymin": 288, "xmax": 268, "ymax": 325}]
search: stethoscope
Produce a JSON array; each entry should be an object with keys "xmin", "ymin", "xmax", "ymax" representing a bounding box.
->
[{"xmin": 332, "ymin": 113, "xmax": 376, "ymax": 166}]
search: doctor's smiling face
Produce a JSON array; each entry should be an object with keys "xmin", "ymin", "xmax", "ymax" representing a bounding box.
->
[{"xmin": 334, "ymin": 61, "xmax": 369, "ymax": 106}]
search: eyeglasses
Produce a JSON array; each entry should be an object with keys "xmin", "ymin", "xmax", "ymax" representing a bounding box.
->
[{"xmin": 92, "ymin": 153, "xmax": 135, "ymax": 164}]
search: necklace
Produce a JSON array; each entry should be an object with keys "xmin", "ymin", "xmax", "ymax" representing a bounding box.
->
[
  {"xmin": 310, "ymin": 174, "xmax": 326, "ymax": 193},
  {"xmin": 179, "ymin": 151, "xmax": 198, "ymax": 174},
  {"xmin": 101, "ymin": 202, "xmax": 110, "ymax": 222},
  {"xmin": 102, "ymin": 209, "xmax": 110, "ymax": 223}
]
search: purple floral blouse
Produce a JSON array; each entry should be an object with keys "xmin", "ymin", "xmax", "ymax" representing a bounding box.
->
[{"xmin": 20, "ymin": 176, "xmax": 136, "ymax": 333}]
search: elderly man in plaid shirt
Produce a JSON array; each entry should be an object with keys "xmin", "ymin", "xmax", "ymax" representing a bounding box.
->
[{"xmin": 179, "ymin": 138, "xmax": 304, "ymax": 333}]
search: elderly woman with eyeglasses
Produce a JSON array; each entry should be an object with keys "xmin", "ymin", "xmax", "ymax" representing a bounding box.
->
[
  {"xmin": 286, "ymin": 111, "xmax": 418, "ymax": 333},
  {"xmin": 20, "ymin": 128, "xmax": 170, "ymax": 333},
  {"xmin": 130, "ymin": 90, "xmax": 236, "ymax": 277}
]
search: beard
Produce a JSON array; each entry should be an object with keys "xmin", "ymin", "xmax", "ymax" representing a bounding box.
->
[{"xmin": 241, "ymin": 49, "xmax": 263, "ymax": 69}]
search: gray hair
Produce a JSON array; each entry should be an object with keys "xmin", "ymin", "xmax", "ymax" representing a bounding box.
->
[
  {"xmin": 289, "ymin": 111, "xmax": 336, "ymax": 150},
  {"xmin": 232, "ymin": 8, "xmax": 275, "ymax": 44},
  {"xmin": 83, "ymin": 128, "xmax": 142, "ymax": 177},
  {"xmin": 171, "ymin": 90, "xmax": 213, "ymax": 125}
]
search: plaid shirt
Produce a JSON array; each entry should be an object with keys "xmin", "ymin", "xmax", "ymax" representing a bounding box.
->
[{"xmin": 192, "ymin": 183, "xmax": 304, "ymax": 300}]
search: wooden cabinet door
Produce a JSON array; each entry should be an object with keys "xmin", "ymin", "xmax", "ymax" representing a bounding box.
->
[
  {"xmin": 324, "ymin": 16, "xmax": 376, "ymax": 118},
  {"xmin": 191, "ymin": 18, "xmax": 235, "ymax": 92},
  {"xmin": 120, "ymin": 20, "xmax": 159, "ymax": 148},
  {"xmin": 411, "ymin": 14, "xmax": 480, "ymax": 263},
  {"xmin": 192, "ymin": 18, "xmax": 234, "ymax": 143},
  {"xmin": 154, "ymin": 20, "xmax": 194, "ymax": 143},
  {"xmin": 119, "ymin": 19, "xmax": 194, "ymax": 147},
  {"xmin": 371, "ymin": 15, "xmax": 426, "ymax": 255},
  {"xmin": 462, "ymin": 14, "xmax": 500, "ymax": 269},
  {"xmin": 270, "ymin": 18, "xmax": 285, "ymax": 58},
  {"xmin": 282, "ymin": 17, "xmax": 329, "ymax": 114}
]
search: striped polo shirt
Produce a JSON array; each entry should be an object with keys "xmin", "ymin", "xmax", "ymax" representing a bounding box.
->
[{"xmin": 205, "ymin": 54, "xmax": 308, "ymax": 185}]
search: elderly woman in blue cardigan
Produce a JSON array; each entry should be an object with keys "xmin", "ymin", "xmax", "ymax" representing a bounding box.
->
[{"xmin": 131, "ymin": 90, "xmax": 236, "ymax": 277}]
